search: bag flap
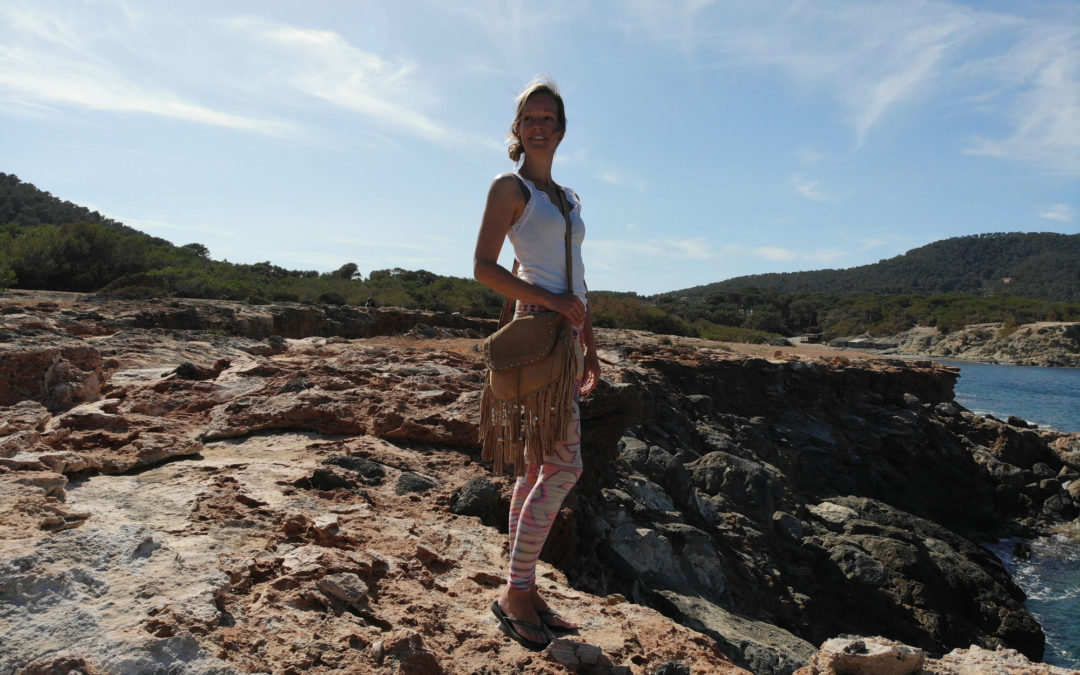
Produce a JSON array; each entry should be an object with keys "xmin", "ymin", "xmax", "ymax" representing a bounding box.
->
[{"xmin": 484, "ymin": 312, "xmax": 564, "ymax": 371}]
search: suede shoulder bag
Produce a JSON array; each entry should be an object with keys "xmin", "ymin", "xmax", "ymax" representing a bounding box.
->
[{"xmin": 479, "ymin": 181, "xmax": 577, "ymax": 476}]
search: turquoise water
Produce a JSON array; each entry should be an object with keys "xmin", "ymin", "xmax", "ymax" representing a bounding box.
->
[{"xmin": 939, "ymin": 360, "xmax": 1080, "ymax": 668}]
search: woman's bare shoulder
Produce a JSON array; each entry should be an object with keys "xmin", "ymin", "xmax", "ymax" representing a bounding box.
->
[{"xmin": 488, "ymin": 172, "xmax": 529, "ymax": 204}]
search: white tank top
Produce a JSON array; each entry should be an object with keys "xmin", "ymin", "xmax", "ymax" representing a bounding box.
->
[{"xmin": 507, "ymin": 172, "xmax": 587, "ymax": 305}]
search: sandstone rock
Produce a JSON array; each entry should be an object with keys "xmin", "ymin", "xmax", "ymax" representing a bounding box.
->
[
  {"xmin": 797, "ymin": 637, "xmax": 1078, "ymax": 674},
  {"xmin": 0, "ymin": 524, "xmax": 232, "ymax": 674},
  {"xmin": 794, "ymin": 636, "xmax": 924, "ymax": 674},
  {"xmin": 0, "ymin": 343, "xmax": 111, "ymax": 410},
  {"xmin": 890, "ymin": 322, "xmax": 1080, "ymax": 368},
  {"xmin": 317, "ymin": 572, "xmax": 369, "ymax": 606}
]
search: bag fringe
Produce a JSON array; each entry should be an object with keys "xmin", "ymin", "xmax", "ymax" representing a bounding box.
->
[{"xmin": 480, "ymin": 331, "xmax": 577, "ymax": 476}]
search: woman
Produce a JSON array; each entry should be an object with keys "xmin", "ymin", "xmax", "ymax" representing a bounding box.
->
[{"xmin": 474, "ymin": 79, "xmax": 601, "ymax": 650}]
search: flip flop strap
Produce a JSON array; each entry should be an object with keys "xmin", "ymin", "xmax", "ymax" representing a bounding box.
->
[{"xmin": 503, "ymin": 615, "xmax": 545, "ymax": 632}]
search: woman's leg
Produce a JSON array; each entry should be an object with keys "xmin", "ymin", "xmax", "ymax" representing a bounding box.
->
[
  {"xmin": 497, "ymin": 399, "xmax": 583, "ymax": 644},
  {"xmin": 507, "ymin": 464, "xmax": 540, "ymax": 550},
  {"xmin": 496, "ymin": 306, "xmax": 584, "ymax": 643},
  {"xmin": 506, "ymin": 397, "xmax": 583, "ymax": 591}
]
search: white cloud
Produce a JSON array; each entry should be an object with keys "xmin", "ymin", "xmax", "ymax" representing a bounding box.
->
[
  {"xmin": 590, "ymin": 237, "xmax": 715, "ymax": 265},
  {"xmin": 0, "ymin": 4, "xmax": 292, "ymax": 136},
  {"xmin": 793, "ymin": 174, "xmax": 829, "ymax": 202},
  {"xmin": 752, "ymin": 246, "xmax": 798, "ymax": 262},
  {"xmin": 719, "ymin": 242, "xmax": 851, "ymax": 268},
  {"xmin": 591, "ymin": 236, "xmax": 850, "ymax": 273},
  {"xmin": 962, "ymin": 23, "xmax": 1080, "ymax": 175},
  {"xmin": 624, "ymin": 1, "xmax": 1078, "ymax": 173},
  {"xmin": 598, "ymin": 171, "xmax": 622, "ymax": 185},
  {"xmin": 229, "ymin": 19, "xmax": 456, "ymax": 145},
  {"xmin": 795, "ymin": 146, "xmax": 825, "ymax": 165},
  {"xmin": 1038, "ymin": 203, "xmax": 1074, "ymax": 222}
]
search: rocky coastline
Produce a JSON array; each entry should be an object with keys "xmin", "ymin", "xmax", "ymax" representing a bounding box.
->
[
  {"xmin": 2, "ymin": 290, "xmax": 1078, "ymax": 674},
  {"xmin": 833, "ymin": 322, "xmax": 1080, "ymax": 368}
]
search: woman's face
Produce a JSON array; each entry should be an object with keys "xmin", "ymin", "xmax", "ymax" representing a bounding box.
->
[{"xmin": 516, "ymin": 93, "xmax": 563, "ymax": 158}]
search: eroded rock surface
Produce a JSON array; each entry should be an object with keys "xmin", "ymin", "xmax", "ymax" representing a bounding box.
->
[
  {"xmin": 794, "ymin": 636, "xmax": 1076, "ymax": 674},
  {"xmin": 2, "ymin": 290, "xmax": 1078, "ymax": 674},
  {"xmin": 889, "ymin": 322, "xmax": 1080, "ymax": 368}
]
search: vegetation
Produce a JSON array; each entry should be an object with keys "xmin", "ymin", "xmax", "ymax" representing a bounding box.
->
[
  {"xmin": 0, "ymin": 173, "xmax": 502, "ymax": 315},
  {"xmin": 671, "ymin": 232, "xmax": 1080, "ymax": 302},
  {"xmin": 656, "ymin": 289, "xmax": 1080, "ymax": 340},
  {"xmin": 2, "ymin": 171, "xmax": 1078, "ymax": 344}
]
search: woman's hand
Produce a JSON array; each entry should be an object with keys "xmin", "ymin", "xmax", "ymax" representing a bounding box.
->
[
  {"xmin": 547, "ymin": 294, "xmax": 587, "ymax": 328},
  {"xmin": 580, "ymin": 351, "xmax": 601, "ymax": 396}
]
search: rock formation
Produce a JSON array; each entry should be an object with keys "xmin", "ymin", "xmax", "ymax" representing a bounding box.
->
[
  {"xmin": 887, "ymin": 322, "xmax": 1079, "ymax": 367},
  {"xmin": 2, "ymin": 290, "xmax": 1078, "ymax": 674}
]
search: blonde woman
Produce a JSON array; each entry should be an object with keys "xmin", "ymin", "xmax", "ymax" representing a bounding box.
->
[{"xmin": 474, "ymin": 79, "xmax": 601, "ymax": 650}]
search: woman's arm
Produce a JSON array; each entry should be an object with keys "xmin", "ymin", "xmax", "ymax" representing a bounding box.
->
[
  {"xmin": 579, "ymin": 293, "xmax": 601, "ymax": 395},
  {"xmin": 473, "ymin": 175, "xmax": 586, "ymax": 326}
]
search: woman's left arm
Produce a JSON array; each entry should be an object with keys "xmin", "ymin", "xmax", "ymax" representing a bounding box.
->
[{"xmin": 580, "ymin": 301, "xmax": 601, "ymax": 396}]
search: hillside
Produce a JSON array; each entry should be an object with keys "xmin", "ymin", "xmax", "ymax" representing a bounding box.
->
[
  {"xmin": 3, "ymin": 172, "xmax": 1078, "ymax": 345},
  {"xmin": 668, "ymin": 233, "xmax": 1080, "ymax": 302},
  {"xmin": 0, "ymin": 172, "xmax": 502, "ymax": 316}
]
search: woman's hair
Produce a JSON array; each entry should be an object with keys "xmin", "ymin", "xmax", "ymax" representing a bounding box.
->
[{"xmin": 507, "ymin": 78, "xmax": 566, "ymax": 163}]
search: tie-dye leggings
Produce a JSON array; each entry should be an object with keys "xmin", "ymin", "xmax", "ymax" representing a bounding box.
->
[{"xmin": 506, "ymin": 303, "xmax": 585, "ymax": 591}]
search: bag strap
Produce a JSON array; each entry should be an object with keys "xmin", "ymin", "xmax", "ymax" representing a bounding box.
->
[{"xmin": 496, "ymin": 177, "xmax": 573, "ymax": 329}]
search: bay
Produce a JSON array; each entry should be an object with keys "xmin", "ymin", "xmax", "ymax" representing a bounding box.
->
[
  {"xmin": 938, "ymin": 359, "xmax": 1080, "ymax": 669},
  {"xmin": 936, "ymin": 359, "xmax": 1080, "ymax": 433}
]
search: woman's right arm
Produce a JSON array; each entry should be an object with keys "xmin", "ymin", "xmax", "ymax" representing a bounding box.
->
[{"xmin": 473, "ymin": 176, "xmax": 586, "ymax": 326}]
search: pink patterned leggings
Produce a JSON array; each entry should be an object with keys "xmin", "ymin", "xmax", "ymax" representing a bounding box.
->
[{"xmin": 506, "ymin": 303, "xmax": 585, "ymax": 591}]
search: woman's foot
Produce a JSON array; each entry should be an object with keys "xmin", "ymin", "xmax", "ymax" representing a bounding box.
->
[
  {"xmin": 530, "ymin": 586, "xmax": 578, "ymax": 631},
  {"xmin": 494, "ymin": 587, "xmax": 549, "ymax": 649}
]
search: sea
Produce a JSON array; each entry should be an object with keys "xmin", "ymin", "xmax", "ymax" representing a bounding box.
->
[{"xmin": 937, "ymin": 359, "xmax": 1080, "ymax": 669}]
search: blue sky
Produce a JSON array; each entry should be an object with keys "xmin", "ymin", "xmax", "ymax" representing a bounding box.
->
[{"xmin": 1, "ymin": 0, "xmax": 1077, "ymax": 295}]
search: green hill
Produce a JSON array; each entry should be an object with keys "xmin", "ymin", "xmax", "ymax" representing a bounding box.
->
[
  {"xmin": 0, "ymin": 172, "xmax": 501, "ymax": 316},
  {"xmin": 666, "ymin": 233, "xmax": 1080, "ymax": 303}
]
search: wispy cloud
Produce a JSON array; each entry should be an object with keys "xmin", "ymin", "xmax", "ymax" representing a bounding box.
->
[
  {"xmin": 962, "ymin": 22, "xmax": 1080, "ymax": 175},
  {"xmin": 792, "ymin": 174, "xmax": 830, "ymax": 202},
  {"xmin": 624, "ymin": 1, "xmax": 1077, "ymax": 173},
  {"xmin": 1038, "ymin": 203, "xmax": 1074, "ymax": 222},
  {"xmin": 795, "ymin": 146, "xmax": 825, "ymax": 165},
  {"xmin": 592, "ymin": 235, "xmax": 849, "ymax": 272},
  {"xmin": 752, "ymin": 246, "xmax": 798, "ymax": 262},
  {"xmin": 0, "ymin": 4, "xmax": 292, "ymax": 136},
  {"xmin": 226, "ymin": 18, "xmax": 458, "ymax": 146},
  {"xmin": 718, "ymin": 243, "xmax": 850, "ymax": 268},
  {"xmin": 591, "ymin": 237, "xmax": 715, "ymax": 266}
]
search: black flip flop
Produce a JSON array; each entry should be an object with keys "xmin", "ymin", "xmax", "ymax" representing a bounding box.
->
[
  {"xmin": 537, "ymin": 608, "xmax": 578, "ymax": 634},
  {"xmin": 491, "ymin": 601, "xmax": 550, "ymax": 651}
]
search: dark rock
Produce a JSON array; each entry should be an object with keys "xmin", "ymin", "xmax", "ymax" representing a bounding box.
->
[
  {"xmin": 325, "ymin": 455, "xmax": 386, "ymax": 486},
  {"xmin": 304, "ymin": 468, "xmax": 355, "ymax": 491},
  {"xmin": 618, "ymin": 436, "xmax": 649, "ymax": 469},
  {"xmin": 1032, "ymin": 462, "xmax": 1056, "ymax": 479},
  {"xmin": 652, "ymin": 661, "xmax": 690, "ymax": 675},
  {"xmin": 1007, "ymin": 415, "xmax": 1035, "ymax": 429},
  {"xmin": 1012, "ymin": 541, "xmax": 1032, "ymax": 560},
  {"xmin": 687, "ymin": 451, "xmax": 782, "ymax": 519},
  {"xmin": 171, "ymin": 359, "xmax": 229, "ymax": 381},
  {"xmin": 395, "ymin": 472, "xmax": 438, "ymax": 495},
  {"xmin": 450, "ymin": 477, "xmax": 500, "ymax": 525},
  {"xmin": 772, "ymin": 512, "xmax": 803, "ymax": 540},
  {"xmin": 1041, "ymin": 493, "xmax": 1075, "ymax": 519},
  {"xmin": 280, "ymin": 376, "xmax": 309, "ymax": 394}
]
